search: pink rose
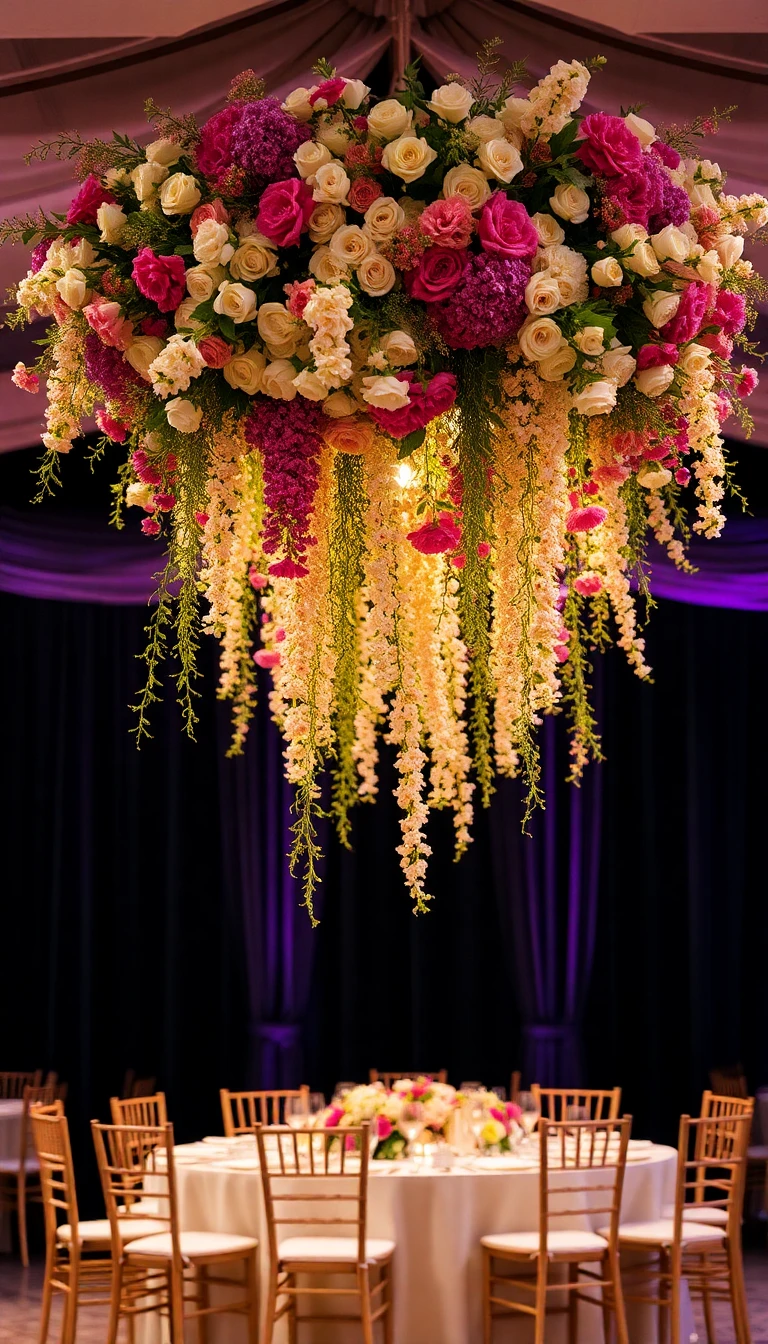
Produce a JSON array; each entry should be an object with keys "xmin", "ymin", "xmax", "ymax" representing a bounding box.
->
[
  {"xmin": 66, "ymin": 174, "xmax": 116, "ymax": 225},
  {"xmin": 368, "ymin": 371, "xmax": 457, "ymax": 438},
  {"xmin": 636, "ymin": 343, "xmax": 679, "ymax": 370},
  {"xmin": 190, "ymin": 199, "xmax": 230, "ymax": 236},
  {"xmin": 576, "ymin": 113, "xmax": 644, "ymax": 178},
  {"xmin": 710, "ymin": 289, "xmax": 746, "ymax": 336},
  {"xmin": 405, "ymin": 247, "xmax": 467, "ymax": 302},
  {"xmin": 309, "ymin": 78, "xmax": 347, "ymax": 108},
  {"xmin": 256, "ymin": 179, "xmax": 314, "ymax": 248},
  {"xmin": 477, "ymin": 194, "xmax": 538, "ymax": 260},
  {"xmin": 253, "ymin": 649, "xmax": 281, "ymax": 668},
  {"xmin": 419, "ymin": 198, "xmax": 474, "ymax": 250},
  {"xmin": 198, "ymin": 335, "xmax": 232, "ymax": 368},
  {"xmin": 506, "ymin": 1102, "xmax": 522, "ymax": 1122},
  {"xmin": 83, "ymin": 299, "xmax": 134, "ymax": 351},
  {"xmin": 348, "ymin": 176, "xmax": 383, "ymax": 214},
  {"xmin": 324, "ymin": 1105, "xmax": 345, "ymax": 1127},
  {"xmin": 699, "ymin": 331, "xmax": 733, "ymax": 359},
  {"xmin": 407, "ymin": 511, "xmax": 462, "ymax": 555},
  {"xmin": 131, "ymin": 248, "xmax": 187, "ymax": 313},
  {"xmin": 660, "ymin": 281, "xmax": 709, "ymax": 345},
  {"xmin": 95, "ymin": 409, "xmax": 129, "ymax": 442}
]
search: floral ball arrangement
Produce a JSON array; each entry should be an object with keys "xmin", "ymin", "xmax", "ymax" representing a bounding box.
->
[{"xmin": 6, "ymin": 47, "xmax": 766, "ymax": 917}]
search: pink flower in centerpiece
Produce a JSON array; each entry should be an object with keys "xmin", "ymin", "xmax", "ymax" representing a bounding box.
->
[
  {"xmin": 699, "ymin": 331, "xmax": 733, "ymax": 359},
  {"xmin": 95, "ymin": 408, "xmax": 129, "ymax": 442},
  {"xmin": 189, "ymin": 199, "xmax": 230, "ymax": 236},
  {"xmin": 419, "ymin": 197, "xmax": 474, "ymax": 250},
  {"xmin": 325, "ymin": 1105, "xmax": 345, "ymax": 1127},
  {"xmin": 83, "ymin": 299, "xmax": 134, "ymax": 350},
  {"xmin": 506, "ymin": 1102, "xmax": 522, "ymax": 1122},
  {"xmin": 407, "ymin": 511, "xmax": 462, "ymax": 555},
  {"xmin": 576, "ymin": 112, "xmax": 644, "ymax": 178},
  {"xmin": 309, "ymin": 78, "xmax": 347, "ymax": 108},
  {"xmin": 199, "ymin": 335, "xmax": 233, "ymax": 368},
  {"xmin": 376, "ymin": 1115, "xmax": 393, "ymax": 1141},
  {"xmin": 660, "ymin": 281, "xmax": 709, "ymax": 345},
  {"xmin": 284, "ymin": 278, "xmax": 315, "ymax": 318},
  {"xmin": 477, "ymin": 194, "xmax": 538, "ymax": 260},
  {"xmin": 256, "ymin": 178, "xmax": 314, "ymax": 248},
  {"xmin": 66, "ymin": 173, "xmax": 116, "ymax": 225},
  {"xmin": 566, "ymin": 504, "xmax": 608, "ymax": 533},
  {"xmin": 253, "ymin": 649, "xmax": 281, "ymax": 668},
  {"xmin": 131, "ymin": 248, "xmax": 187, "ymax": 312},
  {"xmin": 710, "ymin": 289, "xmax": 747, "ymax": 336},
  {"xmin": 141, "ymin": 517, "xmax": 161, "ymax": 536},
  {"xmin": 636, "ymin": 343, "xmax": 679, "ymax": 370},
  {"xmin": 405, "ymin": 246, "xmax": 467, "ymax": 303},
  {"xmin": 368, "ymin": 371, "xmax": 457, "ymax": 437},
  {"xmin": 11, "ymin": 362, "xmax": 39, "ymax": 393},
  {"xmin": 347, "ymin": 176, "xmax": 383, "ymax": 213},
  {"xmin": 574, "ymin": 573, "xmax": 603, "ymax": 596}
]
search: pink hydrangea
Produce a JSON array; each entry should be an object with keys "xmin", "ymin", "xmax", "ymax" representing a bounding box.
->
[
  {"xmin": 11, "ymin": 362, "xmax": 39, "ymax": 393},
  {"xmin": 477, "ymin": 194, "xmax": 538, "ymax": 260},
  {"xmin": 256, "ymin": 179, "xmax": 314, "ymax": 248},
  {"xmin": 66, "ymin": 174, "xmax": 116, "ymax": 225},
  {"xmin": 83, "ymin": 299, "xmax": 134, "ymax": 350},
  {"xmin": 131, "ymin": 248, "xmax": 187, "ymax": 312},
  {"xmin": 576, "ymin": 113, "xmax": 644, "ymax": 178},
  {"xmin": 407, "ymin": 511, "xmax": 462, "ymax": 555},
  {"xmin": 368, "ymin": 371, "xmax": 457, "ymax": 437},
  {"xmin": 419, "ymin": 197, "xmax": 474, "ymax": 250}
]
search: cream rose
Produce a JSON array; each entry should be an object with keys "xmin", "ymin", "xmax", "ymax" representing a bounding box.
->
[
  {"xmin": 642, "ymin": 290, "xmax": 681, "ymax": 328},
  {"xmin": 381, "ymin": 135, "xmax": 438, "ymax": 184},
  {"xmin": 366, "ymin": 99, "xmax": 413, "ymax": 142},
  {"xmin": 293, "ymin": 368, "xmax": 328, "ymax": 400},
  {"xmin": 495, "ymin": 96, "xmax": 529, "ymax": 133},
  {"xmin": 525, "ymin": 271, "xmax": 562, "ymax": 316},
  {"xmin": 689, "ymin": 182, "xmax": 718, "ymax": 211},
  {"xmin": 478, "ymin": 138, "xmax": 523, "ymax": 184},
  {"xmin": 329, "ymin": 225, "xmax": 372, "ymax": 267},
  {"xmin": 186, "ymin": 265, "xmax": 225, "ymax": 302},
  {"xmin": 294, "ymin": 140, "xmax": 333, "ymax": 180},
  {"xmin": 361, "ymin": 375, "xmax": 410, "ymax": 410},
  {"xmin": 96, "ymin": 203, "xmax": 127, "ymax": 244},
  {"xmin": 573, "ymin": 380, "xmax": 618, "ymax": 417},
  {"xmin": 341, "ymin": 79, "xmax": 369, "ymax": 109},
  {"xmin": 441, "ymin": 163, "xmax": 491, "ymax": 212},
  {"xmin": 624, "ymin": 113, "xmax": 656, "ymax": 148},
  {"xmin": 678, "ymin": 342, "xmax": 711, "ymax": 376},
  {"xmin": 229, "ymin": 235, "xmax": 278, "ymax": 282},
  {"xmin": 380, "ymin": 330, "xmax": 418, "ymax": 366},
  {"xmin": 591, "ymin": 257, "xmax": 623, "ymax": 288},
  {"xmin": 696, "ymin": 250, "xmax": 722, "ymax": 285},
  {"xmin": 193, "ymin": 219, "xmax": 233, "ymax": 267},
  {"xmin": 312, "ymin": 161, "xmax": 351, "ymax": 205},
  {"xmin": 145, "ymin": 138, "xmax": 182, "ymax": 167},
  {"xmin": 213, "ymin": 282, "xmax": 258, "ymax": 325},
  {"xmin": 174, "ymin": 297, "xmax": 203, "ymax": 331},
  {"xmin": 550, "ymin": 183, "xmax": 590, "ymax": 224},
  {"xmin": 262, "ymin": 359, "xmax": 298, "ymax": 400},
  {"xmin": 257, "ymin": 303, "xmax": 300, "ymax": 357},
  {"xmin": 131, "ymin": 161, "xmax": 167, "ymax": 202},
  {"xmin": 518, "ymin": 316, "xmax": 564, "ymax": 362},
  {"xmin": 611, "ymin": 223, "xmax": 647, "ymax": 250},
  {"xmin": 467, "ymin": 115, "xmax": 502, "ymax": 143},
  {"xmin": 612, "ymin": 225, "xmax": 660, "ymax": 277},
  {"xmin": 362, "ymin": 196, "xmax": 405, "ymax": 243},
  {"xmin": 126, "ymin": 481, "xmax": 155, "ymax": 510},
  {"xmin": 357, "ymin": 253, "xmax": 396, "ymax": 297},
  {"xmin": 428, "ymin": 83, "xmax": 474, "ymax": 123},
  {"xmin": 601, "ymin": 344, "xmax": 636, "ymax": 387},
  {"xmin": 309, "ymin": 246, "xmax": 349, "ymax": 285},
  {"xmin": 715, "ymin": 234, "xmax": 744, "ymax": 269},
  {"xmin": 574, "ymin": 326, "xmax": 605, "ymax": 356},
  {"xmin": 55, "ymin": 268, "xmax": 90, "ymax": 310},
  {"xmin": 281, "ymin": 87, "xmax": 315, "ymax": 122},
  {"xmin": 635, "ymin": 364, "xmax": 675, "ymax": 397},
  {"xmin": 308, "ymin": 203, "xmax": 346, "ymax": 245},
  {"xmin": 165, "ymin": 397, "xmax": 202, "ymax": 433},
  {"xmin": 638, "ymin": 465, "xmax": 673, "ymax": 490},
  {"xmin": 532, "ymin": 212, "xmax": 565, "ymax": 247},
  {"xmin": 538, "ymin": 343, "xmax": 577, "ymax": 381},
  {"xmin": 315, "ymin": 118, "xmax": 350, "ymax": 157},
  {"xmin": 159, "ymin": 172, "xmax": 201, "ymax": 217},
  {"xmin": 322, "ymin": 390, "xmax": 357, "ymax": 417},
  {"xmin": 124, "ymin": 335, "xmax": 164, "ymax": 381},
  {"xmin": 223, "ymin": 346, "xmax": 266, "ymax": 395},
  {"xmin": 651, "ymin": 225, "xmax": 690, "ymax": 264}
]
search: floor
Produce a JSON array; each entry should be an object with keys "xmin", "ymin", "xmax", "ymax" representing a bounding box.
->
[{"xmin": 1, "ymin": 1249, "xmax": 768, "ymax": 1343}]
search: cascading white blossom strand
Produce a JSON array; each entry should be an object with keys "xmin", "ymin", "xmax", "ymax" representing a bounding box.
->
[
  {"xmin": 681, "ymin": 367, "xmax": 727, "ymax": 538},
  {"xmin": 527, "ymin": 379, "xmax": 572, "ymax": 719},
  {"xmin": 42, "ymin": 320, "xmax": 91, "ymax": 454},
  {"xmin": 591, "ymin": 474, "xmax": 652, "ymax": 680},
  {"xmin": 646, "ymin": 488, "xmax": 690, "ymax": 569}
]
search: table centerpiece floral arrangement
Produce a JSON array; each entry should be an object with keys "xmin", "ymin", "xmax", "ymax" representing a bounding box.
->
[
  {"xmin": 322, "ymin": 1078, "xmax": 458, "ymax": 1159},
  {"xmin": 4, "ymin": 42, "xmax": 766, "ymax": 918},
  {"xmin": 463, "ymin": 1091, "xmax": 523, "ymax": 1151}
]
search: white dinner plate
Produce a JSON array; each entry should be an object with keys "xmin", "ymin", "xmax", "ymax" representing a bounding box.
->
[
  {"xmin": 210, "ymin": 1157, "xmax": 261, "ymax": 1172},
  {"xmin": 471, "ymin": 1156, "xmax": 537, "ymax": 1172}
]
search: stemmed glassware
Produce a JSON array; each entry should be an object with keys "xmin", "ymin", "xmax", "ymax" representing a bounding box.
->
[
  {"xmin": 285, "ymin": 1095, "xmax": 310, "ymax": 1129},
  {"xmin": 517, "ymin": 1092, "xmax": 540, "ymax": 1154},
  {"xmin": 398, "ymin": 1102, "xmax": 425, "ymax": 1162},
  {"xmin": 469, "ymin": 1102, "xmax": 489, "ymax": 1152}
]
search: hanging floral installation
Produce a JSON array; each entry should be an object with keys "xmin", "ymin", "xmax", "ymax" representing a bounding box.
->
[{"xmin": 4, "ymin": 45, "xmax": 766, "ymax": 919}]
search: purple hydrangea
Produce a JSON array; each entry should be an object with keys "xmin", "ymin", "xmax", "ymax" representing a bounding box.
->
[
  {"xmin": 84, "ymin": 333, "xmax": 144, "ymax": 408},
  {"xmin": 244, "ymin": 395, "xmax": 324, "ymax": 577},
  {"xmin": 30, "ymin": 240, "xmax": 52, "ymax": 273},
  {"xmin": 196, "ymin": 97, "xmax": 310, "ymax": 188},
  {"xmin": 605, "ymin": 153, "xmax": 690, "ymax": 232},
  {"xmin": 431, "ymin": 254, "xmax": 530, "ymax": 350}
]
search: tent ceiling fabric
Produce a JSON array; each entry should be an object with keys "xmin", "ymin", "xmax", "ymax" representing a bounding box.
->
[{"xmin": 0, "ymin": 0, "xmax": 766, "ymax": 451}]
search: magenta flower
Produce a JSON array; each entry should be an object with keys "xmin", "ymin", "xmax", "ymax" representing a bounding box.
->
[
  {"xmin": 245, "ymin": 396, "xmax": 325, "ymax": 578},
  {"xmin": 574, "ymin": 573, "xmax": 603, "ymax": 596},
  {"xmin": 230, "ymin": 98, "xmax": 311, "ymax": 186},
  {"xmin": 407, "ymin": 512, "xmax": 462, "ymax": 555},
  {"xmin": 736, "ymin": 366, "xmax": 758, "ymax": 397},
  {"xmin": 30, "ymin": 240, "xmax": 52, "ymax": 273},
  {"xmin": 66, "ymin": 174, "xmax": 116, "ymax": 225},
  {"xmin": 131, "ymin": 248, "xmax": 187, "ymax": 312},
  {"xmin": 325, "ymin": 1105, "xmax": 345, "ymax": 1127},
  {"xmin": 141, "ymin": 518, "xmax": 161, "ymax": 536},
  {"xmin": 95, "ymin": 409, "xmax": 128, "ymax": 442},
  {"xmin": 376, "ymin": 1115, "xmax": 393, "ymax": 1140},
  {"xmin": 710, "ymin": 289, "xmax": 747, "ymax": 336},
  {"xmin": 405, "ymin": 246, "xmax": 467, "ymax": 303},
  {"xmin": 651, "ymin": 140, "xmax": 681, "ymax": 170},
  {"xmin": 256, "ymin": 179, "xmax": 314, "ymax": 247},
  {"xmin": 637, "ymin": 343, "xmax": 679, "ymax": 370},
  {"xmin": 195, "ymin": 104, "xmax": 243, "ymax": 180},
  {"xmin": 566, "ymin": 505, "xmax": 608, "ymax": 533},
  {"xmin": 477, "ymin": 194, "xmax": 538, "ymax": 260},
  {"xmin": 368, "ymin": 371, "xmax": 457, "ymax": 437},
  {"xmin": 309, "ymin": 78, "xmax": 347, "ymax": 108},
  {"xmin": 660, "ymin": 281, "xmax": 709, "ymax": 345},
  {"xmin": 253, "ymin": 649, "xmax": 281, "ymax": 668},
  {"xmin": 11, "ymin": 363, "xmax": 39, "ymax": 394},
  {"xmin": 432, "ymin": 254, "xmax": 529, "ymax": 350},
  {"xmin": 576, "ymin": 113, "xmax": 644, "ymax": 178}
]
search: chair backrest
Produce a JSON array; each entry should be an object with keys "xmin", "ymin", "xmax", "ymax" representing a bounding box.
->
[
  {"xmin": 220, "ymin": 1087, "xmax": 310, "ymax": 1135},
  {"xmin": 0, "ymin": 1070, "xmax": 43, "ymax": 1099},
  {"xmin": 121, "ymin": 1071, "xmax": 158, "ymax": 1100},
  {"xmin": 709, "ymin": 1067, "xmax": 748, "ymax": 1099},
  {"xmin": 29, "ymin": 1104, "xmax": 79, "ymax": 1252},
  {"xmin": 673, "ymin": 1112, "xmax": 753, "ymax": 1236},
  {"xmin": 92, "ymin": 1120, "xmax": 175, "ymax": 1249},
  {"xmin": 368, "ymin": 1070, "xmax": 447, "ymax": 1088},
  {"xmin": 17, "ymin": 1085, "xmax": 64, "ymax": 1168},
  {"xmin": 256, "ymin": 1123, "xmax": 371, "ymax": 1268},
  {"xmin": 110, "ymin": 1092, "xmax": 167, "ymax": 1127},
  {"xmin": 538, "ymin": 1117, "xmax": 632, "ymax": 1257},
  {"xmin": 509, "ymin": 1071, "xmax": 521, "ymax": 1104},
  {"xmin": 532, "ymin": 1085, "xmax": 621, "ymax": 1122}
]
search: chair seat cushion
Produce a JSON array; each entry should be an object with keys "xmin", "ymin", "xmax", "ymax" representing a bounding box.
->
[
  {"xmin": 57, "ymin": 1218, "xmax": 168, "ymax": 1247},
  {"xmin": 481, "ymin": 1230, "xmax": 608, "ymax": 1257},
  {"xmin": 661, "ymin": 1204, "xmax": 728, "ymax": 1226},
  {"xmin": 279, "ymin": 1236, "xmax": 395, "ymax": 1263},
  {"xmin": 0, "ymin": 1157, "xmax": 39, "ymax": 1173},
  {"xmin": 125, "ymin": 1230, "xmax": 257, "ymax": 1259},
  {"xmin": 602, "ymin": 1220, "xmax": 725, "ymax": 1247}
]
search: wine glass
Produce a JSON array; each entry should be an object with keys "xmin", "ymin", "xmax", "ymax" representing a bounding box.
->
[
  {"xmin": 460, "ymin": 1081, "xmax": 483, "ymax": 1097},
  {"xmin": 398, "ymin": 1101, "xmax": 425, "ymax": 1160},
  {"xmin": 285, "ymin": 1095, "xmax": 310, "ymax": 1129},
  {"xmin": 333, "ymin": 1082, "xmax": 356, "ymax": 1100},
  {"xmin": 309, "ymin": 1093, "xmax": 326, "ymax": 1118},
  {"xmin": 517, "ymin": 1092, "xmax": 540, "ymax": 1150},
  {"xmin": 469, "ymin": 1102, "xmax": 488, "ymax": 1151}
]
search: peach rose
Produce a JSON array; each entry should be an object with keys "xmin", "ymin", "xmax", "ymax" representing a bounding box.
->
[{"xmin": 324, "ymin": 416, "xmax": 375, "ymax": 455}]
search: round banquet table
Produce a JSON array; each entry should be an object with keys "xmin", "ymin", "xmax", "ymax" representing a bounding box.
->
[
  {"xmin": 136, "ymin": 1139, "xmax": 695, "ymax": 1344},
  {"xmin": 0, "ymin": 1100, "xmax": 22, "ymax": 1250}
]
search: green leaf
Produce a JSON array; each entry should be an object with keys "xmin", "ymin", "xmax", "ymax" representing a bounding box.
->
[
  {"xmin": 174, "ymin": 244, "xmax": 194, "ymax": 256},
  {"xmin": 548, "ymin": 117, "xmax": 581, "ymax": 158},
  {"xmin": 397, "ymin": 427, "xmax": 426, "ymax": 459},
  {"xmin": 217, "ymin": 314, "xmax": 237, "ymax": 343}
]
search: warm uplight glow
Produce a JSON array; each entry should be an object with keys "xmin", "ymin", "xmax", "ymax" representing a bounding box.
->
[{"xmin": 395, "ymin": 462, "xmax": 415, "ymax": 488}]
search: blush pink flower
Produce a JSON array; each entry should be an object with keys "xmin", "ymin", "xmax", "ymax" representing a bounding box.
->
[
  {"xmin": 249, "ymin": 567, "xmax": 269, "ymax": 589},
  {"xmin": 95, "ymin": 409, "xmax": 129, "ymax": 442},
  {"xmin": 189, "ymin": 199, "xmax": 230, "ymax": 236},
  {"xmin": 66, "ymin": 174, "xmax": 116, "ymax": 225},
  {"xmin": 253, "ymin": 649, "xmax": 281, "ymax": 668},
  {"xmin": 574, "ymin": 573, "xmax": 603, "ymax": 596},
  {"xmin": 131, "ymin": 248, "xmax": 188, "ymax": 312},
  {"xmin": 699, "ymin": 331, "xmax": 733, "ymax": 359},
  {"xmin": 256, "ymin": 178, "xmax": 314, "ymax": 247},
  {"xmin": 83, "ymin": 299, "xmax": 134, "ymax": 350},
  {"xmin": 419, "ymin": 197, "xmax": 474, "ymax": 249},
  {"xmin": 309, "ymin": 78, "xmax": 347, "ymax": 108},
  {"xmin": 736, "ymin": 366, "xmax": 758, "ymax": 397},
  {"xmin": 407, "ymin": 511, "xmax": 462, "ymax": 555},
  {"xmin": 405, "ymin": 247, "xmax": 467, "ymax": 302},
  {"xmin": 284, "ymin": 278, "xmax": 316, "ymax": 318},
  {"xmin": 566, "ymin": 505, "xmax": 608, "ymax": 532},
  {"xmin": 477, "ymin": 194, "xmax": 538, "ymax": 260},
  {"xmin": 368, "ymin": 371, "xmax": 457, "ymax": 437},
  {"xmin": 198, "ymin": 335, "xmax": 233, "ymax": 368},
  {"xmin": 11, "ymin": 362, "xmax": 39, "ymax": 393}
]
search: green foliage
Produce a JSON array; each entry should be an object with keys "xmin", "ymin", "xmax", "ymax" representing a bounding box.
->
[
  {"xmin": 143, "ymin": 98, "xmax": 200, "ymax": 147},
  {"xmin": 656, "ymin": 105, "xmax": 736, "ymax": 156},
  {"xmin": 32, "ymin": 448, "xmax": 63, "ymax": 503},
  {"xmin": 560, "ymin": 582, "xmax": 604, "ymax": 780},
  {"xmin": 329, "ymin": 453, "xmax": 368, "ymax": 847}
]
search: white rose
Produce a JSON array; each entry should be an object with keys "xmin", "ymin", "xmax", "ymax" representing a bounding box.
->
[
  {"xmin": 315, "ymin": 117, "xmax": 351, "ymax": 157},
  {"xmin": 642, "ymin": 290, "xmax": 681, "ymax": 328},
  {"xmin": 611, "ymin": 223, "xmax": 648, "ymax": 250},
  {"xmin": 293, "ymin": 368, "xmax": 328, "ymax": 400},
  {"xmin": 294, "ymin": 140, "xmax": 333, "ymax": 180},
  {"xmin": 380, "ymin": 330, "xmax": 418, "ymax": 366},
  {"xmin": 573, "ymin": 380, "xmax": 618, "ymax": 417},
  {"xmin": 223, "ymin": 346, "xmax": 266, "ymax": 395},
  {"xmin": 428, "ymin": 83, "xmax": 474, "ymax": 123},
  {"xmin": 229, "ymin": 235, "xmax": 278, "ymax": 282},
  {"xmin": 573, "ymin": 325, "xmax": 605, "ymax": 356},
  {"xmin": 601, "ymin": 344, "xmax": 636, "ymax": 386},
  {"xmin": 612, "ymin": 225, "xmax": 659, "ymax": 277},
  {"xmin": 361, "ymin": 375, "xmax": 410, "ymax": 410},
  {"xmin": 496, "ymin": 96, "xmax": 529, "ymax": 132},
  {"xmin": 165, "ymin": 398, "xmax": 202, "ymax": 433},
  {"xmin": 174, "ymin": 297, "xmax": 203, "ymax": 331},
  {"xmin": 329, "ymin": 224, "xmax": 372, "ymax": 267},
  {"xmin": 193, "ymin": 219, "xmax": 232, "ymax": 267},
  {"xmin": 688, "ymin": 182, "xmax": 718, "ymax": 211},
  {"xmin": 68, "ymin": 238, "xmax": 97, "ymax": 269},
  {"xmin": 695, "ymin": 250, "xmax": 722, "ymax": 285},
  {"xmin": 678, "ymin": 342, "xmax": 711, "ymax": 376},
  {"xmin": 308, "ymin": 203, "xmax": 346, "ymax": 245},
  {"xmin": 698, "ymin": 159, "xmax": 722, "ymax": 182},
  {"xmin": 478, "ymin": 138, "xmax": 523, "ymax": 184},
  {"xmin": 637, "ymin": 465, "xmax": 673, "ymax": 490},
  {"xmin": 281, "ymin": 87, "xmax": 315, "ymax": 122},
  {"xmin": 262, "ymin": 359, "xmax": 298, "ymax": 400},
  {"xmin": 518, "ymin": 316, "xmax": 564, "ymax": 362},
  {"xmin": 257, "ymin": 303, "xmax": 299, "ymax": 358},
  {"xmin": 441, "ymin": 163, "xmax": 491, "ymax": 212},
  {"xmin": 312, "ymin": 161, "xmax": 351, "ymax": 204},
  {"xmin": 55, "ymin": 268, "xmax": 90, "ymax": 309},
  {"xmin": 634, "ymin": 364, "xmax": 675, "ymax": 397},
  {"xmin": 715, "ymin": 234, "xmax": 744, "ymax": 269},
  {"xmin": 525, "ymin": 270, "xmax": 562, "ymax": 315},
  {"xmin": 145, "ymin": 138, "xmax": 182, "ymax": 167},
  {"xmin": 131, "ymin": 161, "xmax": 168, "ymax": 201},
  {"xmin": 651, "ymin": 225, "xmax": 690, "ymax": 264},
  {"xmin": 366, "ymin": 99, "xmax": 413, "ymax": 141},
  {"xmin": 186, "ymin": 264, "xmax": 225, "ymax": 302},
  {"xmin": 357, "ymin": 253, "xmax": 396, "ymax": 297},
  {"xmin": 591, "ymin": 257, "xmax": 624, "ymax": 287},
  {"xmin": 467, "ymin": 115, "xmax": 502, "ymax": 143},
  {"xmin": 105, "ymin": 167, "xmax": 130, "ymax": 188},
  {"xmin": 538, "ymin": 343, "xmax": 577, "ymax": 381},
  {"xmin": 124, "ymin": 335, "xmax": 164, "ymax": 381},
  {"xmin": 550, "ymin": 183, "xmax": 590, "ymax": 223},
  {"xmin": 381, "ymin": 135, "xmax": 438, "ymax": 184},
  {"xmin": 532, "ymin": 212, "xmax": 565, "ymax": 247},
  {"xmin": 213, "ymin": 281, "xmax": 258, "ymax": 325},
  {"xmin": 96, "ymin": 202, "xmax": 127, "ymax": 244},
  {"xmin": 362, "ymin": 196, "xmax": 405, "ymax": 243},
  {"xmin": 159, "ymin": 172, "xmax": 201, "ymax": 217},
  {"xmin": 624, "ymin": 113, "xmax": 656, "ymax": 148},
  {"xmin": 323, "ymin": 390, "xmax": 357, "ymax": 417},
  {"xmin": 309, "ymin": 246, "xmax": 349, "ymax": 285},
  {"xmin": 341, "ymin": 79, "xmax": 369, "ymax": 109}
]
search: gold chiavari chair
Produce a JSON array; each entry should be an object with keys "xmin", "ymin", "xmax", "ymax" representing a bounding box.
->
[
  {"xmin": 121, "ymin": 1070, "xmax": 158, "ymax": 1099},
  {"xmin": 481, "ymin": 1116, "xmax": 632, "ymax": 1344},
  {"xmin": 0, "ymin": 1070, "xmax": 43, "ymax": 1098},
  {"xmin": 612, "ymin": 1111, "xmax": 753, "ymax": 1344},
  {"xmin": 662, "ymin": 1092, "xmax": 755, "ymax": 1227},
  {"xmin": 110, "ymin": 1091, "xmax": 167, "ymax": 1127},
  {"xmin": 0, "ymin": 1083, "xmax": 63, "ymax": 1265},
  {"xmin": 92, "ymin": 1120, "xmax": 259, "ymax": 1344},
  {"xmin": 256, "ymin": 1121, "xmax": 394, "ymax": 1344},
  {"xmin": 368, "ymin": 1070, "xmax": 447, "ymax": 1087},
  {"xmin": 531, "ymin": 1084, "xmax": 622, "ymax": 1122},
  {"xmin": 220, "ymin": 1086, "xmax": 310, "ymax": 1136},
  {"xmin": 509, "ymin": 1071, "xmax": 522, "ymax": 1105}
]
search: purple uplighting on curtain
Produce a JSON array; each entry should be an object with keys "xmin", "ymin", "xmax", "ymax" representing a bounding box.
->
[
  {"xmin": 647, "ymin": 520, "xmax": 768, "ymax": 609},
  {"xmin": 0, "ymin": 508, "xmax": 160, "ymax": 604}
]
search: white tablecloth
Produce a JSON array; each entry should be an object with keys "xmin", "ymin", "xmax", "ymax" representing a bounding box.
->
[
  {"xmin": 136, "ymin": 1140, "xmax": 692, "ymax": 1344},
  {"xmin": 0, "ymin": 1100, "xmax": 22, "ymax": 1251}
]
